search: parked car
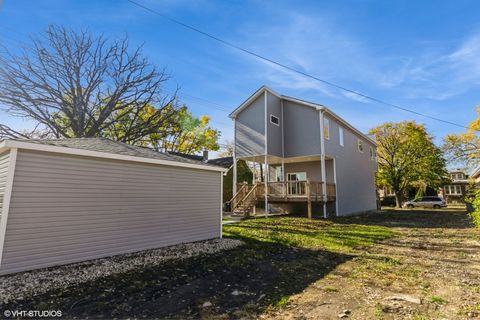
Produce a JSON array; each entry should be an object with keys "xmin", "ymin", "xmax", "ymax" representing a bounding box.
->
[
  {"xmin": 403, "ymin": 196, "xmax": 447, "ymax": 209},
  {"xmin": 380, "ymin": 196, "xmax": 397, "ymax": 207}
]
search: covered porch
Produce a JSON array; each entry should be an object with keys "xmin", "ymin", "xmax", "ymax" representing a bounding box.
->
[{"xmin": 230, "ymin": 155, "xmax": 337, "ymax": 218}]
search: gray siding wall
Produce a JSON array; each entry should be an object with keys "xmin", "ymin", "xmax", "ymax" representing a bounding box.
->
[
  {"xmin": 266, "ymin": 92, "xmax": 282, "ymax": 157},
  {"xmin": 235, "ymin": 92, "xmax": 266, "ymax": 158},
  {"xmin": 324, "ymin": 116, "xmax": 377, "ymax": 215},
  {"xmin": 284, "ymin": 101, "xmax": 321, "ymax": 157},
  {"xmin": 284, "ymin": 161, "xmax": 321, "ymax": 181},
  {"xmin": 0, "ymin": 151, "xmax": 10, "ymax": 220},
  {"xmin": 0, "ymin": 150, "xmax": 221, "ymax": 275}
]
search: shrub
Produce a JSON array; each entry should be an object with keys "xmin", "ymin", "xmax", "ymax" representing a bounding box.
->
[{"xmin": 467, "ymin": 189, "xmax": 480, "ymax": 229}]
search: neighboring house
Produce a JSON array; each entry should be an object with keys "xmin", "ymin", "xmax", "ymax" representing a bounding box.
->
[
  {"xmin": 206, "ymin": 157, "xmax": 252, "ymax": 202},
  {"xmin": 230, "ymin": 86, "xmax": 377, "ymax": 217},
  {"xmin": 167, "ymin": 152, "xmax": 253, "ymax": 202},
  {"xmin": 470, "ymin": 167, "xmax": 480, "ymax": 188},
  {"xmin": 0, "ymin": 138, "xmax": 225, "ymax": 275},
  {"xmin": 439, "ymin": 170, "xmax": 470, "ymax": 204}
]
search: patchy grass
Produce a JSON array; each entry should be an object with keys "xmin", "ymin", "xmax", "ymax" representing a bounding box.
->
[
  {"xmin": 429, "ymin": 295, "xmax": 448, "ymax": 304},
  {"xmin": 323, "ymin": 286, "xmax": 338, "ymax": 293},
  {"xmin": 223, "ymin": 216, "xmax": 395, "ymax": 252},
  {"xmin": 272, "ymin": 295, "xmax": 290, "ymax": 308}
]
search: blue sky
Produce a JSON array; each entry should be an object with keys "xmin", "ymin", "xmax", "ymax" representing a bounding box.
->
[{"xmin": 1, "ymin": 0, "xmax": 479, "ymax": 152}]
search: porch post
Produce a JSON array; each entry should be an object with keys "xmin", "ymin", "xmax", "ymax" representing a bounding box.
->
[
  {"xmin": 319, "ymin": 110, "xmax": 327, "ymax": 218},
  {"xmin": 264, "ymin": 91, "xmax": 269, "ymax": 217},
  {"xmin": 232, "ymin": 118, "xmax": 238, "ymax": 196},
  {"xmin": 307, "ymin": 179, "xmax": 312, "ymax": 219},
  {"xmin": 252, "ymin": 161, "xmax": 256, "ymax": 215}
]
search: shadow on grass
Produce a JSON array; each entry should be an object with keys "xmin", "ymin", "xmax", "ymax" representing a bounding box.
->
[
  {"xmin": 332, "ymin": 209, "xmax": 473, "ymax": 229},
  {"xmin": 4, "ymin": 242, "xmax": 352, "ymax": 319}
]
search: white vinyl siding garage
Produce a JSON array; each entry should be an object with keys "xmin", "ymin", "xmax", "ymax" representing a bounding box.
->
[{"xmin": 0, "ymin": 148, "xmax": 221, "ymax": 275}]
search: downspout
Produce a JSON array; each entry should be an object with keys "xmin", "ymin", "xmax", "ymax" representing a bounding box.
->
[
  {"xmin": 264, "ymin": 91, "xmax": 269, "ymax": 217},
  {"xmin": 319, "ymin": 110, "xmax": 327, "ymax": 218}
]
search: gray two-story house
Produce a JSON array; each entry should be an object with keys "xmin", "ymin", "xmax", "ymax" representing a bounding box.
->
[{"xmin": 229, "ymin": 86, "xmax": 377, "ymax": 218}]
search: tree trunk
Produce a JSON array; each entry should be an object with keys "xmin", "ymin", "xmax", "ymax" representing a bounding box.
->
[{"xmin": 394, "ymin": 191, "xmax": 403, "ymax": 208}]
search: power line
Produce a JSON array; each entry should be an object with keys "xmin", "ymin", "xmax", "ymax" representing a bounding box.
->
[{"xmin": 127, "ymin": 0, "xmax": 472, "ymax": 131}]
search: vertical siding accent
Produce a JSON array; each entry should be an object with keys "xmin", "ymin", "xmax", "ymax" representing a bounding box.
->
[
  {"xmin": 0, "ymin": 151, "xmax": 10, "ymax": 214},
  {"xmin": 0, "ymin": 149, "xmax": 221, "ymax": 275},
  {"xmin": 0, "ymin": 148, "xmax": 17, "ymax": 267}
]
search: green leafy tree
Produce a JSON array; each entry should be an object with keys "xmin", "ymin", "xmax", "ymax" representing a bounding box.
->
[{"xmin": 370, "ymin": 121, "xmax": 447, "ymax": 207}]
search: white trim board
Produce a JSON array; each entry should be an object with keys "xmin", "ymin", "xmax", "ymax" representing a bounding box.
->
[
  {"xmin": 0, "ymin": 148, "xmax": 18, "ymax": 267},
  {"xmin": 0, "ymin": 140, "xmax": 226, "ymax": 173}
]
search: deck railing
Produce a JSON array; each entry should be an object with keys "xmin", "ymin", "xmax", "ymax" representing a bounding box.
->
[{"xmin": 240, "ymin": 180, "xmax": 335, "ymax": 201}]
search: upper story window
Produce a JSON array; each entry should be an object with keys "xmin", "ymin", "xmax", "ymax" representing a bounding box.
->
[
  {"xmin": 270, "ymin": 114, "xmax": 280, "ymax": 126},
  {"xmin": 324, "ymin": 118, "xmax": 330, "ymax": 140},
  {"xmin": 358, "ymin": 139, "xmax": 364, "ymax": 153},
  {"xmin": 339, "ymin": 127, "xmax": 344, "ymax": 146},
  {"xmin": 370, "ymin": 147, "xmax": 375, "ymax": 160}
]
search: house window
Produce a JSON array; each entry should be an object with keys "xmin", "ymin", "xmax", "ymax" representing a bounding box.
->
[
  {"xmin": 445, "ymin": 185, "xmax": 462, "ymax": 195},
  {"xmin": 358, "ymin": 139, "xmax": 364, "ymax": 153},
  {"xmin": 323, "ymin": 118, "xmax": 330, "ymax": 140},
  {"xmin": 270, "ymin": 114, "xmax": 280, "ymax": 126},
  {"xmin": 339, "ymin": 127, "xmax": 344, "ymax": 146},
  {"xmin": 370, "ymin": 147, "xmax": 375, "ymax": 160}
]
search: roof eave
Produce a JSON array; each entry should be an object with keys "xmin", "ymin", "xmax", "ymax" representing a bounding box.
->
[{"xmin": 2, "ymin": 140, "xmax": 227, "ymax": 172}]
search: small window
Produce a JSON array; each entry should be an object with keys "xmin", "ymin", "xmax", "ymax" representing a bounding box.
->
[
  {"xmin": 357, "ymin": 139, "xmax": 364, "ymax": 153},
  {"xmin": 270, "ymin": 114, "xmax": 279, "ymax": 126},
  {"xmin": 339, "ymin": 127, "xmax": 344, "ymax": 146},
  {"xmin": 370, "ymin": 147, "xmax": 375, "ymax": 160},
  {"xmin": 324, "ymin": 118, "xmax": 330, "ymax": 140}
]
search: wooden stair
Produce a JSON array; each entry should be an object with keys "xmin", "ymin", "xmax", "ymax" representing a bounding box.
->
[{"xmin": 230, "ymin": 184, "xmax": 258, "ymax": 216}]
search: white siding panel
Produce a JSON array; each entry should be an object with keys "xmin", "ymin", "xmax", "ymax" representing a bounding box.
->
[{"xmin": 0, "ymin": 150, "xmax": 221, "ymax": 275}]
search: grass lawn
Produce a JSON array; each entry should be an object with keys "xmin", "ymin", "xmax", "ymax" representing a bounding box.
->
[{"xmin": 223, "ymin": 216, "xmax": 395, "ymax": 252}]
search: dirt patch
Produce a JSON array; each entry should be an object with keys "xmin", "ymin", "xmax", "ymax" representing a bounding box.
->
[{"xmin": 263, "ymin": 209, "xmax": 480, "ymax": 319}]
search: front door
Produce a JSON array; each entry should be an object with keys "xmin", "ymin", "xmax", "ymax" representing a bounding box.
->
[{"xmin": 287, "ymin": 172, "xmax": 307, "ymax": 195}]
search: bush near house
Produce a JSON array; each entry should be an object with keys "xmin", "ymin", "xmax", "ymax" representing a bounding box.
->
[{"xmin": 466, "ymin": 189, "xmax": 480, "ymax": 228}]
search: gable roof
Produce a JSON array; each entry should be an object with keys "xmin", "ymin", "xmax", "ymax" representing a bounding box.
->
[
  {"xmin": 0, "ymin": 138, "xmax": 226, "ymax": 172},
  {"xmin": 229, "ymin": 85, "xmax": 376, "ymax": 146}
]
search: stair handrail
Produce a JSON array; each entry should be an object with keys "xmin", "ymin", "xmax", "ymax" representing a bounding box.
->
[
  {"xmin": 229, "ymin": 182, "xmax": 249, "ymax": 210},
  {"xmin": 236, "ymin": 183, "xmax": 258, "ymax": 214}
]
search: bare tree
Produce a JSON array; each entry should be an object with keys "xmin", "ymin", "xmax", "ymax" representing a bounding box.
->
[{"xmin": 0, "ymin": 25, "xmax": 177, "ymax": 141}]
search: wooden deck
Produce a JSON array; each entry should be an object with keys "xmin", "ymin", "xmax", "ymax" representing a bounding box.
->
[{"xmin": 230, "ymin": 181, "xmax": 336, "ymax": 217}]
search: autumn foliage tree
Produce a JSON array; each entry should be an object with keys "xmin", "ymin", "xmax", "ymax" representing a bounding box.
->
[
  {"xmin": 443, "ymin": 106, "xmax": 480, "ymax": 169},
  {"xmin": 370, "ymin": 121, "xmax": 447, "ymax": 207}
]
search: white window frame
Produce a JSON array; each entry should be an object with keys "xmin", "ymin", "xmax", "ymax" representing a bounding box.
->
[
  {"xmin": 357, "ymin": 139, "xmax": 364, "ymax": 153},
  {"xmin": 370, "ymin": 147, "xmax": 374, "ymax": 160},
  {"xmin": 270, "ymin": 114, "xmax": 280, "ymax": 126},
  {"xmin": 287, "ymin": 172, "xmax": 307, "ymax": 181},
  {"xmin": 339, "ymin": 127, "xmax": 344, "ymax": 146},
  {"xmin": 324, "ymin": 118, "xmax": 330, "ymax": 140}
]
